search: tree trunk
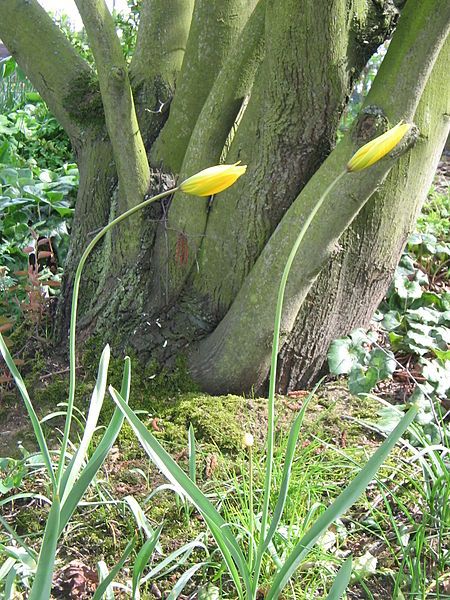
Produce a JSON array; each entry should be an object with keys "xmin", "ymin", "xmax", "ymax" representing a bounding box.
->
[{"xmin": 2, "ymin": 0, "xmax": 449, "ymax": 395}]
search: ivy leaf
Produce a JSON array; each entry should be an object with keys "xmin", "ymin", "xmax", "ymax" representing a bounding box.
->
[
  {"xmin": 368, "ymin": 349, "xmax": 396, "ymax": 379},
  {"xmin": 432, "ymin": 349, "xmax": 450, "ymax": 362},
  {"xmin": 381, "ymin": 310, "xmax": 402, "ymax": 330},
  {"xmin": 327, "ymin": 339, "xmax": 356, "ymax": 375},
  {"xmin": 348, "ymin": 366, "xmax": 379, "ymax": 395},
  {"xmin": 421, "ymin": 359, "xmax": 450, "ymax": 396},
  {"xmin": 406, "ymin": 307, "xmax": 441, "ymax": 324},
  {"xmin": 394, "ymin": 275, "xmax": 423, "ymax": 301}
]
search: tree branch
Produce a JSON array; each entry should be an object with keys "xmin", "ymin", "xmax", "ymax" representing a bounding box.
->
[
  {"xmin": 148, "ymin": 0, "xmax": 266, "ymax": 306},
  {"xmin": 129, "ymin": 0, "xmax": 195, "ymax": 146},
  {"xmin": 75, "ymin": 0, "xmax": 150, "ymax": 211},
  {"xmin": 151, "ymin": 0, "xmax": 260, "ymax": 172},
  {"xmin": 184, "ymin": 0, "xmax": 398, "ymax": 315},
  {"xmin": 0, "ymin": 0, "xmax": 92, "ymax": 140},
  {"xmin": 189, "ymin": 0, "xmax": 450, "ymax": 393}
]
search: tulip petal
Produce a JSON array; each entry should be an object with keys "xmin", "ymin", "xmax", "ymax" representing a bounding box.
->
[
  {"xmin": 347, "ymin": 121, "xmax": 411, "ymax": 172},
  {"xmin": 180, "ymin": 163, "xmax": 247, "ymax": 197}
]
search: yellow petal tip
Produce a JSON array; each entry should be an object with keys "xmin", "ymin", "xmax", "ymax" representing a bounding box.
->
[{"xmin": 347, "ymin": 121, "xmax": 411, "ymax": 173}]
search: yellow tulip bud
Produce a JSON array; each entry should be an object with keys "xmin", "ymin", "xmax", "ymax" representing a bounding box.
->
[
  {"xmin": 347, "ymin": 121, "xmax": 411, "ymax": 172},
  {"xmin": 242, "ymin": 432, "xmax": 254, "ymax": 448},
  {"xmin": 179, "ymin": 162, "xmax": 247, "ymax": 197}
]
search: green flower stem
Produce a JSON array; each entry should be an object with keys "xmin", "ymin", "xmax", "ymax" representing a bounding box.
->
[
  {"xmin": 55, "ymin": 187, "xmax": 179, "ymax": 490},
  {"xmin": 248, "ymin": 444, "xmax": 254, "ymax": 571},
  {"xmin": 252, "ymin": 170, "xmax": 346, "ymax": 595}
]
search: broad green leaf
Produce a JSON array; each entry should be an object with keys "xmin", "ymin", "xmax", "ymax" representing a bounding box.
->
[
  {"xmin": 348, "ymin": 366, "xmax": 379, "ymax": 395},
  {"xmin": 61, "ymin": 344, "xmax": 111, "ymax": 503},
  {"xmin": 327, "ymin": 339, "xmax": 356, "ymax": 375},
  {"xmin": 324, "ymin": 557, "xmax": 352, "ymax": 600},
  {"xmin": 421, "ymin": 359, "xmax": 450, "ymax": 395},
  {"xmin": 432, "ymin": 348, "xmax": 450, "ymax": 362},
  {"xmin": 394, "ymin": 275, "xmax": 423, "ymax": 301},
  {"xmin": 198, "ymin": 584, "xmax": 220, "ymax": 600},
  {"xmin": 368, "ymin": 349, "xmax": 396, "ymax": 379},
  {"xmin": 59, "ymin": 357, "xmax": 131, "ymax": 533},
  {"xmin": 266, "ymin": 404, "xmax": 418, "ymax": 599},
  {"xmin": 381, "ymin": 310, "xmax": 402, "ymax": 330}
]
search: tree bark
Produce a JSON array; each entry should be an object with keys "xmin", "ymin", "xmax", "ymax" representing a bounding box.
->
[
  {"xmin": 130, "ymin": 0, "xmax": 195, "ymax": 147},
  {"xmin": 148, "ymin": 0, "xmax": 399, "ymax": 315},
  {"xmin": 188, "ymin": 0, "xmax": 450, "ymax": 393},
  {"xmin": 278, "ymin": 37, "xmax": 450, "ymax": 391},
  {"xmin": 151, "ymin": 0, "xmax": 259, "ymax": 172}
]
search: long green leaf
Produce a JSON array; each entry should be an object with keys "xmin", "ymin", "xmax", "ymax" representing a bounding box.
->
[
  {"xmin": 59, "ymin": 357, "xmax": 131, "ymax": 533},
  {"xmin": 124, "ymin": 496, "xmax": 162, "ymax": 552},
  {"xmin": 61, "ymin": 344, "xmax": 110, "ymax": 501},
  {"xmin": 266, "ymin": 404, "xmax": 418, "ymax": 599},
  {"xmin": 3, "ymin": 564, "xmax": 17, "ymax": 600},
  {"xmin": 324, "ymin": 557, "xmax": 352, "ymax": 600},
  {"xmin": 92, "ymin": 539, "xmax": 135, "ymax": 600},
  {"xmin": 96, "ymin": 562, "xmax": 114, "ymax": 600},
  {"xmin": 132, "ymin": 525, "xmax": 162, "ymax": 599},
  {"xmin": 0, "ymin": 333, "xmax": 55, "ymax": 488},
  {"xmin": 109, "ymin": 386, "xmax": 251, "ymax": 598},
  {"xmin": 29, "ymin": 496, "xmax": 61, "ymax": 600},
  {"xmin": 0, "ymin": 557, "xmax": 16, "ymax": 582}
]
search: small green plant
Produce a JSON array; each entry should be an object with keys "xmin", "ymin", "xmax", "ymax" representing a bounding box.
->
[
  {"xmin": 328, "ymin": 188, "xmax": 450, "ymax": 443},
  {"xmin": 0, "ymin": 57, "xmax": 35, "ymax": 113}
]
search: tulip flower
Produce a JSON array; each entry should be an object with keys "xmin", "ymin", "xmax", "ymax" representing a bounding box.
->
[
  {"xmin": 347, "ymin": 121, "xmax": 411, "ymax": 172},
  {"xmin": 179, "ymin": 162, "xmax": 247, "ymax": 196}
]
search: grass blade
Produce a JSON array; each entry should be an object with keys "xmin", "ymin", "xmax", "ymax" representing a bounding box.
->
[
  {"xmin": 325, "ymin": 557, "xmax": 352, "ymax": 600},
  {"xmin": 0, "ymin": 516, "xmax": 37, "ymax": 560},
  {"xmin": 167, "ymin": 562, "xmax": 205, "ymax": 600},
  {"xmin": 0, "ymin": 333, "xmax": 55, "ymax": 488},
  {"xmin": 92, "ymin": 539, "xmax": 135, "ymax": 600},
  {"xmin": 59, "ymin": 357, "xmax": 131, "ymax": 533},
  {"xmin": 132, "ymin": 525, "xmax": 162, "ymax": 599},
  {"xmin": 188, "ymin": 424, "xmax": 196, "ymax": 484},
  {"xmin": 109, "ymin": 386, "xmax": 250, "ymax": 598},
  {"xmin": 61, "ymin": 344, "xmax": 110, "ymax": 501},
  {"xmin": 29, "ymin": 495, "xmax": 60, "ymax": 600},
  {"xmin": 124, "ymin": 495, "xmax": 162, "ymax": 551},
  {"xmin": 140, "ymin": 537, "xmax": 207, "ymax": 584},
  {"xmin": 266, "ymin": 404, "xmax": 418, "ymax": 599}
]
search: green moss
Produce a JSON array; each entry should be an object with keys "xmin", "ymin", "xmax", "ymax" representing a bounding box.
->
[{"xmin": 63, "ymin": 72, "xmax": 105, "ymax": 127}]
